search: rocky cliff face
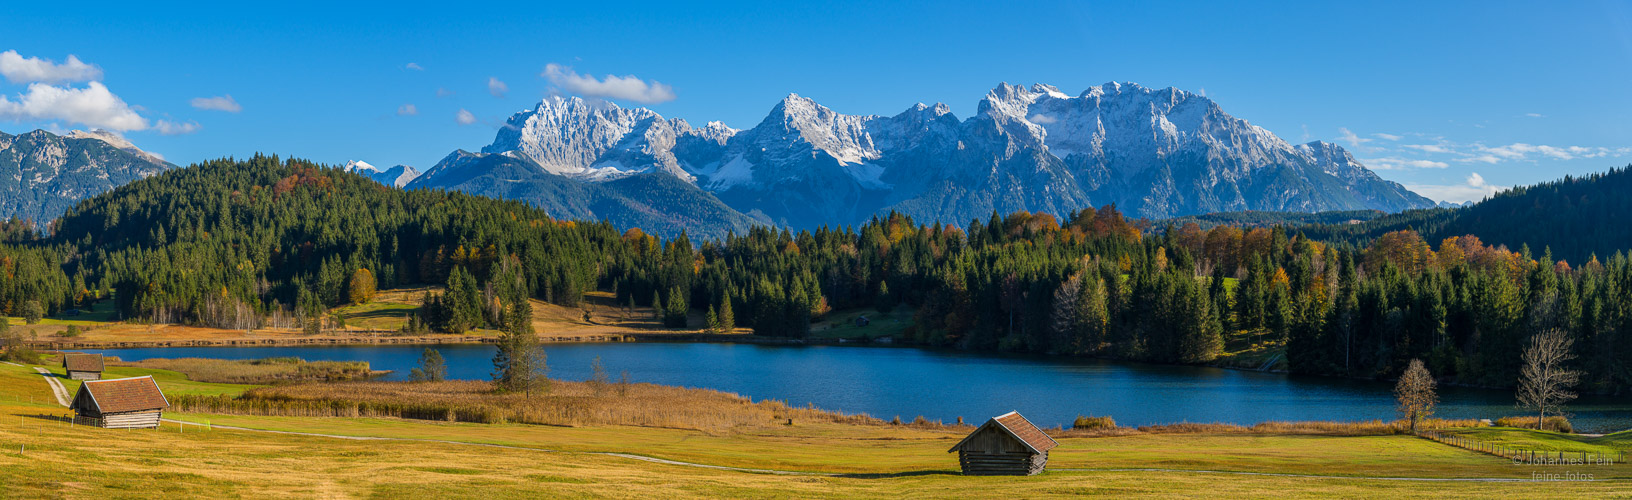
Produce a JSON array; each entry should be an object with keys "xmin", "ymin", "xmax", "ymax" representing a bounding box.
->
[{"xmin": 0, "ymin": 129, "xmax": 172, "ymax": 224}]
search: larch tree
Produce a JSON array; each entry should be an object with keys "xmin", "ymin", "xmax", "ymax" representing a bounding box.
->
[
  {"xmin": 348, "ymin": 268, "xmax": 377, "ymax": 304},
  {"xmin": 1516, "ymin": 329, "xmax": 1581, "ymax": 431},
  {"xmin": 1394, "ymin": 358, "xmax": 1437, "ymax": 433}
]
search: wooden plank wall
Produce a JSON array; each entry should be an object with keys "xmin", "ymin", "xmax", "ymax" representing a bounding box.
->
[
  {"xmin": 958, "ymin": 450, "xmax": 1045, "ymax": 476},
  {"xmin": 76, "ymin": 410, "xmax": 162, "ymax": 429}
]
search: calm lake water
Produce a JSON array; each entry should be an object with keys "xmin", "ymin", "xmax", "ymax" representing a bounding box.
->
[{"xmin": 81, "ymin": 342, "xmax": 1632, "ymax": 433}]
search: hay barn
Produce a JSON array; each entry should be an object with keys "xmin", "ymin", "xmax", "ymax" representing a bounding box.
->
[
  {"xmin": 948, "ymin": 411, "xmax": 1059, "ymax": 475},
  {"xmin": 70, "ymin": 376, "xmax": 170, "ymax": 429},
  {"xmin": 63, "ymin": 353, "xmax": 104, "ymax": 380}
]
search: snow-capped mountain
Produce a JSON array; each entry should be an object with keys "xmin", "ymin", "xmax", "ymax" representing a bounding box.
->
[
  {"xmin": 0, "ymin": 129, "xmax": 173, "ymax": 224},
  {"xmin": 415, "ymin": 82, "xmax": 1434, "ymax": 234},
  {"xmin": 344, "ymin": 160, "xmax": 421, "ymax": 187}
]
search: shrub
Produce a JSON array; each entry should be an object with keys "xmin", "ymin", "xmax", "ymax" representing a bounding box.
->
[
  {"xmin": 1073, "ymin": 415, "xmax": 1117, "ymax": 430},
  {"xmin": 60, "ymin": 325, "xmax": 82, "ymax": 337},
  {"xmin": 21, "ymin": 300, "xmax": 43, "ymax": 324}
]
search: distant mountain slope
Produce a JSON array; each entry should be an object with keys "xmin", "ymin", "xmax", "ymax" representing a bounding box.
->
[
  {"xmin": 441, "ymin": 82, "xmax": 1432, "ymax": 233},
  {"xmin": 1300, "ymin": 166, "xmax": 1632, "ymax": 264},
  {"xmin": 406, "ymin": 150, "xmax": 761, "ymax": 240},
  {"xmin": 344, "ymin": 160, "xmax": 420, "ymax": 187},
  {"xmin": 0, "ymin": 129, "xmax": 172, "ymax": 224}
]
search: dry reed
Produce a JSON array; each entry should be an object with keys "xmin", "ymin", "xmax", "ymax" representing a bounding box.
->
[
  {"xmin": 1050, "ymin": 418, "xmax": 1488, "ymax": 438},
  {"xmin": 171, "ymin": 378, "xmax": 884, "ymax": 433},
  {"xmin": 1493, "ymin": 416, "xmax": 1573, "ymax": 433}
]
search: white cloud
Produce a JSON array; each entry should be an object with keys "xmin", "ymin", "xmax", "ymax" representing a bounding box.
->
[
  {"xmin": 1360, "ymin": 157, "xmax": 1450, "ymax": 170},
  {"xmin": 1299, "ymin": 124, "xmax": 1310, "ymax": 142},
  {"xmin": 0, "ymin": 50, "xmax": 102, "ymax": 84},
  {"xmin": 1402, "ymin": 144, "xmax": 1453, "ymax": 154},
  {"xmin": 1525, "ymin": 112, "xmax": 1543, "ymax": 118},
  {"xmin": 1405, "ymin": 172, "xmax": 1505, "ymax": 204},
  {"xmin": 455, "ymin": 108, "xmax": 476, "ymax": 125},
  {"xmin": 397, "ymin": 103, "xmax": 417, "ymax": 116},
  {"xmin": 1336, "ymin": 127, "xmax": 1378, "ymax": 152},
  {"xmin": 488, "ymin": 77, "xmax": 508, "ymax": 98},
  {"xmin": 541, "ymin": 63, "xmax": 676, "ymax": 104},
  {"xmin": 1461, "ymin": 143, "xmax": 1629, "ymax": 162},
  {"xmin": 436, "ymin": 87, "xmax": 454, "ymax": 98},
  {"xmin": 1373, "ymin": 133, "xmax": 1403, "ymax": 141},
  {"xmin": 0, "ymin": 82, "xmax": 148, "ymax": 131},
  {"xmin": 155, "ymin": 119, "xmax": 200, "ymax": 135},
  {"xmin": 405, "ymin": 62, "xmax": 424, "ymax": 71},
  {"xmin": 190, "ymin": 95, "xmax": 241, "ymax": 113}
]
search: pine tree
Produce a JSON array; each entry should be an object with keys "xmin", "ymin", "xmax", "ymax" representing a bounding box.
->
[
  {"xmin": 718, "ymin": 291, "xmax": 736, "ymax": 332},
  {"xmin": 663, "ymin": 286, "xmax": 688, "ymax": 328},
  {"xmin": 875, "ymin": 281, "xmax": 895, "ymax": 314},
  {"xmin": 410, "ymin": 348, "xmax": 447, "ymax": 382},
  {"xmin": 493, "ymin": 295, "xmax": 546, "ymax": 396},
  {"xmin": 705, "ymin": 305, "xmax": 720, "ymax": 334}
]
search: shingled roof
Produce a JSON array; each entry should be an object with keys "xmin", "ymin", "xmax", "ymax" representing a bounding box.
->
[
  {"xmin": 949, "ymin": 411, "xmax": 1059, "ymax": 454},
  {"xmin": 63, "ymin": 353, "xmax": 104, "ymax": 372},
  {"xmin": 76, "ymin": 376, "xmax": 169, "ymax": 413}
]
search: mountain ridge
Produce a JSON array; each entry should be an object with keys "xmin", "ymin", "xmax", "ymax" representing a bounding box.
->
[{"xmin": 408, "ymin": 82, "xmax": 1435, "ymax": 234}]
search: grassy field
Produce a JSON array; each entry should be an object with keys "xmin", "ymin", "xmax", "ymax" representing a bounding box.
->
[
  {"xmin": 115, "ymin": 357, "xmax": 378, "ymax": 384},
  {"xmin": 1443, "ymin": 426, "xmax": 1632, "ymax": 454},
  {"xmin": 3, "ymin": 361, "xmax": 1631, "ymax": 497},
  {"xmin": 810, "ymin": 308, "xmax": 915, "ymax": 340},
  {"xmin": 1213, "ymin": 328, "xmax": 1286, "ymax": 371},
  {"xmin": 31, "ymin": 289, "xmax": 726, "ymax": 349},
  {"xmin": 37, "ymin": 363, "xmax": 257, "ymax": 398}
]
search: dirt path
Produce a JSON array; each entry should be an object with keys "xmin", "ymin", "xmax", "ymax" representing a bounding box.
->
[
  {"xmin": 159, "ymin": 418, "xmax": 1602, "ymax": 482},
  {"xmin": 32, "ymin": 367, "xmax": 71, "ymax": 407}
]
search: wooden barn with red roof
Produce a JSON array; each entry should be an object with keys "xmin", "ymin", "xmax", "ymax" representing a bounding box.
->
[
  {"xmin": 948, "ymin": 411, "xmax": 1059, "ymax": 475},
  {"xmin": 62, "ymin": 353, "xmax": 104, "ymax": 380},
  {"xmin": 70, "ymin": 376, "xmax": 170, "ymax": 429}
]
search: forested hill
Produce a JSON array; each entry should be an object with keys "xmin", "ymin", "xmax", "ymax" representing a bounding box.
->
[
  {"xmin": 1300, "ymin": 166, "xmax": 1632, "ymax": 265},
  {"xmin": 49, "ymin": 155, "xmax": 615, "ymax": 322}
]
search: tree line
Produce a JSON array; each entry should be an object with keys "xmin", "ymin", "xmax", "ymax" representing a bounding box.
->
[{"xmin": 3, "ymin": 155, "xmax": 1629, "ymax": 395}]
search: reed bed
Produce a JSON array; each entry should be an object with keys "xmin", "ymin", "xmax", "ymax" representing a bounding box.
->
[
  {"xmin": 171, "ymin": 379, "xmax": 883, "ymax": 433},
  {"xmin": 1493, "ymin": 416, "xmax": 1573, "ymax": 433},
  {"xmin": 1051, "ymin": 418, "xmax": 1488, "ymax": 438},
  {"xmin": 119, "ymin": 357, "xmax": 375, "ymax": 384}
]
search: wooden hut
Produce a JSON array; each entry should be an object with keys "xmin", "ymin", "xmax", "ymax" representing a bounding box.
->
[
  {"xmin": 62, "ymin": 353, "xmax": 104, "ymax": 380},
  {"xmin": 70, "ymin": 376, "xmax": 170, "ymax": 429},
  {"xmin": 948, "ymin": 411, "xmax": 1059, "ymax": 476}
]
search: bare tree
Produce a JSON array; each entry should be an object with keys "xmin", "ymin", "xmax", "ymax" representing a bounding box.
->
[
  {"xmin": 1516, "ymin": 329, "xmax": 1580, "ymax": 431},
  {"xmin": 1394, "ymin": 358, "xmax": 1437, "ymax": 433}
]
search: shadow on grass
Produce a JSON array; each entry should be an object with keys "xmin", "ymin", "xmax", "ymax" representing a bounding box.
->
[{"xmin": 835, "ymin": 470, "xmax": 961, "ymax": 479}]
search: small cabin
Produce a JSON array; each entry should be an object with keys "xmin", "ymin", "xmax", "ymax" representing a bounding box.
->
[
  {"xmin": 62, "ymin": 353, "xmax": 104, "ymax": 380},
  {"xmin": 854, "ymin": 316, "xmax": 871, "ymax": 327},
  {"xmin": 948, "ymin": 411, "xmax": 1059, "ymax": 476},
  {"xmin": 70, "ymin": 376, "xmax": 170, "ymax": 429}
]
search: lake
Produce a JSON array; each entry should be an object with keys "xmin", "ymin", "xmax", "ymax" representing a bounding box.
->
[{"xmin": 81, "ymin": 342, "xmax": 1632, "ymax": 433}]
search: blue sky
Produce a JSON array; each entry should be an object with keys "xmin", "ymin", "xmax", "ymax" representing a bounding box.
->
[{"xmin": 3, "ymin": 1, "xmax": 1631, "ymax": 202}]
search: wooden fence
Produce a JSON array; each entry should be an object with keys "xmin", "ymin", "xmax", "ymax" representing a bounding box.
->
[{"xmin": 1420, "ymin": 430, "xmax": 1625, "ymax": 464}]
